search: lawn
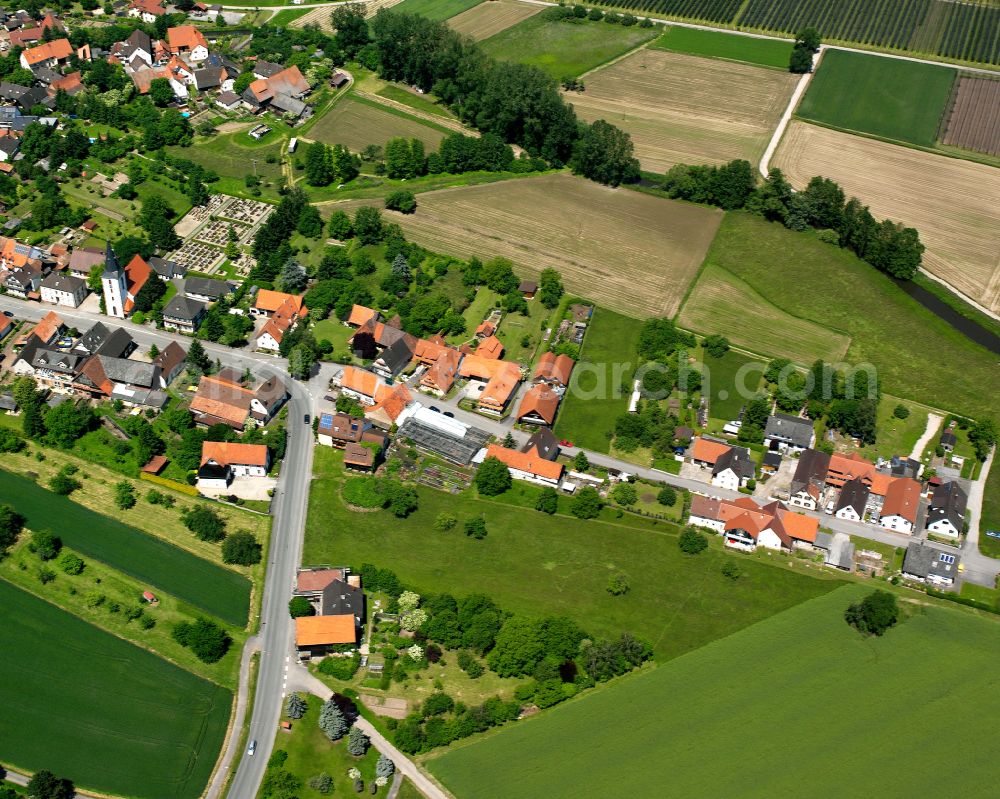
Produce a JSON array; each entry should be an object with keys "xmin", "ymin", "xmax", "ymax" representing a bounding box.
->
[
  {"xmin": 981, "ymin": 464, "xmax": 1000, "ymax": 558},
  {"xmin": 273, "ymin": 695, "xmax": 380, "ymax": 797},
  {"xmin": 553, "ymin": 307, "xmax": 644, "ymax": 453},
  {"xmin": 0, "ymin": 579, "xmax": 231, "ymax": 799},
  {"xmin": 304, "ymin": 449, "xmax": 842, "ymax": 662},
  {"xmin": 392, "ymin": 0, "xmax": 483, "ymax": 21},
  {"xmin": 702, "ymin": 347, "xmax": 765, "ymax": 421},
  {"xmin": 857, "ymin": 394, "xmax": 929, "ymax": 462},
  {"xmin": 695, "ymin": 213, "xmax": 998, "ymax": 424},
  {"xmin": 797, "ymin": 49, "xmax": 956, "ymax": 147},
  {"xmin": 166, "ymin": 130, "xmax": 286, "ymax": 202},
  {"xmin": 428, "ymin": 584, "xmax": 1000, "ymax": 797},
  {"xmin": 375, "ymin": 84, "xmax": 456, "ymax": 119},
  {"xmin": 678, "ymin": 262, "xmax": 851, "ymax": 363},
  {"xmin": 308, "ymin": 96, "xmax": 448, "ymax": 153},
  {"xmin": 651, "ymin": 26, "xmax": 793, "ymax": 69},
  {"xmin": 268, "ymin": 7, "xmax": 310, "ymax": 25},
  {"xmin": 313, "ymin": 316, "xmax": 357, "ymax": 359},
  {"xmin": 0, "ymin": 469, "xmax": 251, "ymax": 626},
  {"xmin": 494, "ymin": 298, "xmax": 549, "ymax": 364},
  {"xmin": 482, "ymin": 13, "xmax": 658, "ymax": 79}
]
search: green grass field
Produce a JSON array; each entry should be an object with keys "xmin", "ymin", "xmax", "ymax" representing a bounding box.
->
[
  {"xmin": 482, "ymin": 14, "xmax": 658, "ymax": 78},
  {"xmin": 0, "ymin": 470, "xmax": 251, "ymax": 626},
  {"xmin": 268, "ymin": 7, "xmax": 310, "ymax": 25},
  {"xmin": 797, "ymin": 49, "xmax": 955, "ymax": 147},
  {"xmin": 392, "ymin": 0, "xmax": 482, "ymax": 21},
  {"xmin": 304, "ymin": 449, "xmax": 841, "ymax": 661},
  {"xmin": 702, "ymin": 347, "xmax": 765, "ymax": 421},
  {"xmin": 375, "ymin": 84, "xmax": 456, "ymax": 119},
  {"xmin": 167, "ymin": 131, "xmax": 286, "ymax": 202},
  {"xmin": 696, "ymin": 213, "xmax": 997, "ymax": 424},
  {"xmin": 857, "ymin": 394, "xmax": 928, "ymax": 462},
  {"xmin": 0, "ymin": 579, "xmax": 231, "ymax": 799},
  {"xmin": 651, "ymin": 26, "xmax": 793, "ymax": 69},
  {"xmin": 981, "ymin": 464, "xmax": 1000, "ymax": 558},
  {"xmin": 678, "ymin": 262, "xmax": 852, "ymax": 363},
  {"xmin": 553, "ymin": 307, "xmax": 644, "ymax": 453},
  {"xmin": 308, "ymin": 96, "xmax": 448, "ymax": 153},
  {"xmin": 428, "ymin": 584, "xmax": 1000, "ymax": 797}
]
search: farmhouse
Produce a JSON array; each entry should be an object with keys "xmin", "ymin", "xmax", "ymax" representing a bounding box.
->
[
  {"xmin": 879, "ymin": 478, "xmax": 921, "ymax": 534},
  {"xmin": 711, "ymin": 446, "xmax": 755, "ymax": 490},
  {"xmin": 372, "ymin": 336, "xmax": 416, "ymax": 380},
  {"xmin": 476, "ymin": 335, "xmax": 504, "ymax": 360},
  {"xmin": 763, "ymin": 413, "xmax": 815, "ymax": 453},
  {"xmin": 460, "ymin": 357, "xmax": 522, "ymax": 415},
  {"xmin": 197, "ymin": 441, "xmax": 270, "ymax": 488},
  {"xmin": 75, "ymin": 355, "xmax": 165, "ymax": 408},
  {"xmin": 365, "ymin": 383, "xmax": 413, "ymax": 429},
  {"xmin": 350, "ymin": 314, "xmax": 410, "ymax": 359},
  {"xmin": 689, "ymin": 494, "xmax": 818, "ymax": 553},
  {"xmin": 420, "ymin": 347, "xmax": 462, "ymax": 395},
  {"xmin": 902, "ymin": 541, "xmax": 960, "ymax": 586},
  {"xmin": 481, "ymin": 443, "xmax": 563, "ymax": 487},
  {"xmin": 826, "ymin": 452, "xmax": 876, "ymax": 489},
  {"xmin": 184, "ymin": 277, "xmax": 234, "ymax": 303},
  {"xmin": 167, "ymin": 25, "xmax": 209, "ymax": 62},
  {"xmin": 189, "ymin": 373, "xmax": 252, "ymax": 429},
  {"xmin": 39, "ymin": 272, "xmax": 87, "ymax": 308},
  {"xmin": 19, "ymin": 39, "xmax": 72, "ymax": 70},
  {"xmin": 128, "ymin": 0, "xmax": 166, "ymax": 23},
  {"xmin": 925, "ymin": 481, "xmax": 967, "ymax": 539},
  {"xmin": 67, "ymin": 246, "xmax": 106, "ymax": 280},
  {"xmin": 295, "ymin": 614, "xmax": 358, "ymax": 658},
  {"xmin": 242, "ymin": 65, "xmax": 311, "ymax": 117},
  {"xmin": 690, "ymin": 437, "xmax": 730, "ymax": 469}
]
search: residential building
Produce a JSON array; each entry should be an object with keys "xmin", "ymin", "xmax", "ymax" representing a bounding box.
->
[
  {"xmin": 3, "ymin": 263, "xmax": 44, "ymax": 298},
  {"xmin": 215, "ymin": 90, "xmax": 241, "ymax": 111},
  {"xmin": 128, "ymin": 0, "xmax": 166, "ymax": 23},
  {"xmin": 167, "ymin": 25, "xmax": 209, "ymax": 62},
  {"xmin": 939, "ymin": 426, "xmax": 957, "ymax": 453},
  {"xmin": 372, "ymin": 335, "xmax": 415, "ymax": 380},
  {"xmin": 318, "ymin": 579, "xmax": 365, "ymax": 626},
  {"xmin": 317, "ymin": 412, "xmax": 371, "ymax": 448},
  {"xmin": 250, "ymin": 374, "xmax": 289, "ymax": 425},
  {"xmin": 350, "ymin": 314, "xmax": 409, "ymax": 359},
  {"xmin": 190, "ymin": 373, "xmax": 253, "ymax": 429},
  {"xmin": 184, "ymin": 277, "xmax": 234, "ymax": 303},
  {"xmin": 336, "ymin": 366, "xmax": 382, "ymax": 406},
  {"xmin": 40, "ymin": 272, "xmax": 87, "ymax": 308},
  {"xmin": 788, "ymin": 448, "xmax": 831, "ymax": 510},
  {"xmin": 19, "ymin": 38, "xmax": 72, "ymax": 70},
  {"xmin": 67, "ymin": 246, "xmax": 105, "ymax": 280},
  {"xmin": 476, "ymin": 335, "xmax": 504, "ymax": 360},
  {"xmin": 152, "ymin": 341, "xmax": 186, "ymax": 387},
  {"xmin": 242, "ymin": 65, "xmax": 310, "ymax": 117},
  {"xmin": 346, "ymin": 304, "xmax": 378, "ymax": 327},
  {"xmin": 763, "ymin": 413, "xmax": 815, "ymax": 453},
  {"xmin": 533, "ymin": 351, "xmax": 574, "ymax": 387},
  {"xmin": 926, "ymin": 481, "xmax": 967, "ymax": 539},
  {"xmin": 110, "ymin": 28, "xmax": 153, "ymax": 68},
  {"xmin": 420, "ymin": 348, "xmax": 461, "ymax": 396},
  {"xmin": 459, "ymin": 356, "xmax": 521, "ymax": 415},
  {"xmin": 197, "ymin": 441, "xmax": 270, "ymax": 488},
  {"xmin": 72, "ymin": 322, "xmax": 134, "ymax": 359},
  {"xmin": 102, "ymin": 245, "xmax": 152, "ymax": 319},
  {"xmin": 834, "ymin": 477, "xmax": 869, "ymax": 522},
  {"xmin": 161, "ymin": 294, "xmax": 207, "ymax": 333},
  {"xmin": 344, "ymin": 441, "xmax": 378, "ymax": 471},
  {"xmin": 516, "ymin": 385, "xmax": 561, "ymax": 426},
  {"xmin": 879, "ymin": 478, "xmax": 921, "ymax": 534},
  {"xmin": 75, "ymin": 355, "xmax": 165, "ymax": 408},
  {"xmin": 902, "ymin": 541, "xmax": 960, "ymax": 586},
  {"xmin": 688, "ymin": 495, "xmax": 818, "ymax": 553},
  {"xmin": 364, "ymin": 384, "xmax": 413, "ymax": 429},
  {"xmin": 521, "ymin": 427, "xmax": 560, "ymax": 461},
  {"xmin": 711, "ymin": 446, "xmax": 755, "ymax": 491},
  {"xmin": 482, "ymin": 443, "xmax": 563, "ymax": 487},
  {"xmin": 690, "ymin": 437, "xmax": 730, "ymax": 469},
  {"xmin": 826, "ymin": 452, "xmax": 876, "ymax": 489},
  {"xmin": 295, "ymin": 614, "xmax": 358, "ymax": 657}
]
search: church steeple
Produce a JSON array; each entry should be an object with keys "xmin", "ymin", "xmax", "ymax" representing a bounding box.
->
[{"xmin": 102, "ymin": 241, "xmax": 122, "ymax": 280}]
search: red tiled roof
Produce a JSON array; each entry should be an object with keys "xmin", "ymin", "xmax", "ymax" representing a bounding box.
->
[
  {"xmin": 533, "ymin": 351, "xmax": 575, "ymax": 386},
  {"xmin": 201, "ymin": 441, "xmax": 269, "ymax": 468},
  {"xmin": 347, "ymin": 304, "xmax": 377, "ymax": 326},
  {"xmin": 21, "ymin": 38, "xmax": 72, "ymax": 66},
  {"xmin": 691, "ymin": 437, "xmax": 730, "ymax": 465},
  {"xmin": 881, "ymin": 477, "xmax": 921, "ymax": 523},
  {"xmin": 476, "ymin": 335, "xmax": 504, "ymax": 360},
  {"xmin": 516, "ymin": 385, "xmax": 560, "ymax": 425},
  {"xmin": 339, "ymin": 366, "xmax": 379, "ymax": 398},
  {"xmin": 296, "ymin": 614, "xmax": 356, "ymax": 647},
  {"xmin": 484, "ymin": 444, "xmax": 563, "ymax": 481},
  {"xmin": 296, "ymin": 568, "xmax": 345, "ymax": 592},
  {"xmin": 167, "ymin": 25, "xmax": 207, "ymax": 53}
]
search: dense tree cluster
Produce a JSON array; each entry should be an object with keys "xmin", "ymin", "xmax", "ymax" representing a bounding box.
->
[
  {"xmin": 304, "ymin": 140, "xmax": 360, "ymax": 186},
  {"xmin": 172, "ymin": 617, "xmax": 231, "ymax": 663},
  {"xmin": 369, "ymin": 8, "xmax": 637, "ymax": 183},
  {"xmin": 662, "ymin": 162, "xmax": 925, "ymax": 280},
  {"xmin": 844, "ymin": 590, "xmax": 898, "ymax": 636},
  {"xmin": 804, "ymin": 358, "xmax": 881, "ymax": 444}
]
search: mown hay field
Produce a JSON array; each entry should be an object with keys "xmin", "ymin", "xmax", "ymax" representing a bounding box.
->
[
  {"xmin": 774, "ymin": 121, "xmax": 1000, "ymax": 315},
  {"xmin": 333, "ymin": 173, "xmax": 723, "ymax": 318},
  {"xmin": 429, "ymin": 584, "xmax": 1000, "ymax": 798},
  {"xmin": 568, "ymin": 49, "xmax": 798, "ymax": 173},
  {"xmin": 0, "ymin": 579, "xmax": 232, "ymax": 799},
  {"xmin": 0, "ymin": 469, "xmax": 252, "ymax": 626},
  {"xmin": 447, "ymin": 0, "xmax": 541, "ymax": 41},
  {"xmin": 308, "ymin": 96, "xmax": 447, "ymax": 152},
  {"xmin": 678, "ymin": 262, "xmax": 852, "ymax": 363}
]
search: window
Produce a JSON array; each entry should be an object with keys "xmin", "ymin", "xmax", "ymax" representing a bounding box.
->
[{"xmin": 939, "ymin": 554, "xmax": 955, "ymax": 565}]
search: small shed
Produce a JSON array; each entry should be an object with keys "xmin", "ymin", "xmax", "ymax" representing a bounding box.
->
[
  {"xmin": 140, "ymin": 454, "xmax": 169, "ymax": 475},
  {"xmin": 519, "ymin": 279, "xmax": 538, "ymax": 299},
  {"xmin": 142, "ymin": 591, "xmax": 158, "ymax": 604}
]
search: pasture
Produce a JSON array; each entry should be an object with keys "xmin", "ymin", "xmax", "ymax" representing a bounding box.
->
[
  {"xmin": 0, "ymin": 579, "xmax": 231, "ymax": 799},
  {"xmin": 303, "ymin": 449, "xmax": 841, "ymax": 660},
  {"xmin": 678, "ymin": 262, "xmax": 852, "ymax": 363},
  {"xmin": 698, "ymin": 213, "xmax": 999, "ymax": 424},
  {"xmin": 774, "ymin": 121, "xmax": 1000, "ymax": 315},
  {"xmin": 391, "ymin": 0, "xmax": 482, "ymax": 21},
  {"xmin": 553, "ymin": 307, "xmax": 644, "ymax": 453},
  {"xmin": 308, "ymin": 96, "xmax": 447, "ymax": 152},
  {"xmin": 797, "ymin": 49, "xmax": 955, "ymax": 147},
  {"xmin": 941, "ymin": 76, "xmax": 1000, "ymax": 157},
  {"xmin": 447, "ymin": 0, "xmax": 541, "ymax": 41},
  {"xmin": 428, "ymin": 584, "xmax": 1000, "ymax": 798},
  {"xmin": 651, "ymin": 25, "xmax": 793, "ymax": 68},
  {"xmin": 332, "ymin": 173, "xmax": 722, "ymax": 319},
  {"xmin": 568, "ymin": 48, "xmax": 798, "ymax": 172},
  {"xmin": 0, "ymin": 469, "xmax": 252, "ymax": 626},
  {"xmin": 481, "ymin": 13, "xmax": 658, "ymax": 78}
]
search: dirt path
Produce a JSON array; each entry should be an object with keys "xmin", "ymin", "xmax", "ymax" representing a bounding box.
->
[{"xmin": 910, "ymin": 412, "xmax": 943, "ymax": 460}]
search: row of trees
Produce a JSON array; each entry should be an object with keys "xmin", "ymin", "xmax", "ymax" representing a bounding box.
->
[
  {"xmin": 376, "ymin": 132, "xmax": 545, "ymax": 180},
  {"xmin": 661, "ymin": 161, "xmax": 925, "ymax": 280}
]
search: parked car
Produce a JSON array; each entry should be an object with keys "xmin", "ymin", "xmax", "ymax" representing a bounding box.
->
[
  {"xmin": 559, "ymin": 439, "xmax": 574, "ymax": 447},
  {"xmin": 443, "ymin": 411, "xmax": 454, "ymax": 418},
  {"xmin": 2, "ymin": 310, "xmax": 12, "ymax": 317},
  {"xmin": 429, "ymin": 406, "xmax": 441, "ymax": 413}
]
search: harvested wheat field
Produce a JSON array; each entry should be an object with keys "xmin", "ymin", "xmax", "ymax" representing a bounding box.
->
[
  {"xmin": 289, "ymin": 6, "xmax": 335, "ymax": 31},
  {"xmin": 774, "ymin": 121, "xmax": 1000, "ymax": 314},
  {"xmin": 332, "ymin": 174, "xmax": 722, "ymax": 318},
  {"xmin": 448, "ymin": 0, "xmax": 540, "ymax": 40},
  {"xmin": 567, "ymin": 49, "xmax": 799, "ymax": 174},
  {"xmin": 679, "ymin": 263, "xmax": 851, "ymax": 364},
  {"xmin": 941, "ymin": 77, "xmax": 1000, "ymax": 157}
]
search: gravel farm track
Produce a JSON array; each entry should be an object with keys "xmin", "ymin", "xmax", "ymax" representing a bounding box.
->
[{"xmin": 774, "ymin": 120, "xmax": 1000, "ymax": 316}]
